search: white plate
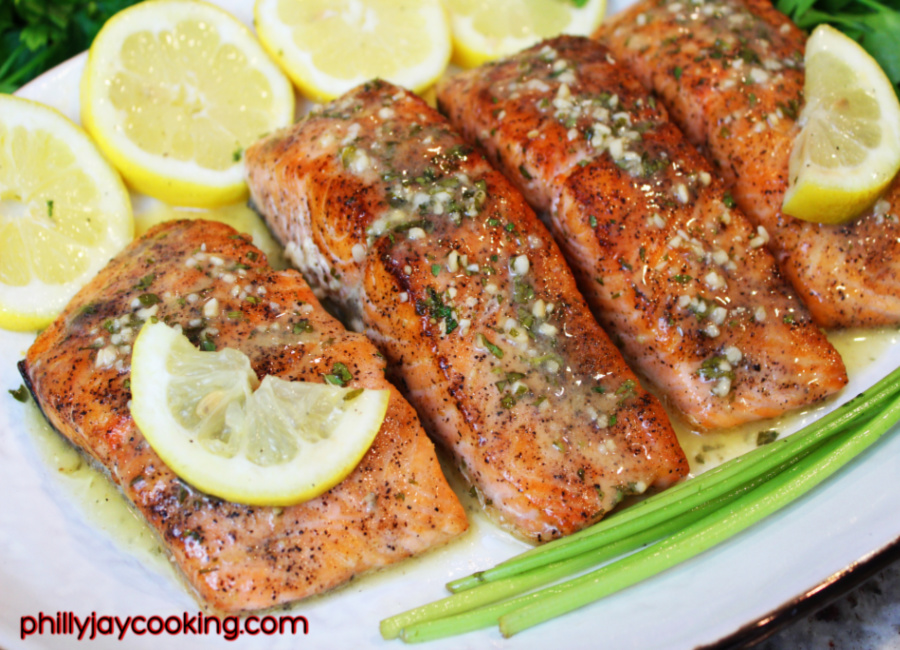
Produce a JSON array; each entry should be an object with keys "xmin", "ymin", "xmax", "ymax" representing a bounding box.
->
[{"xmin": 2, "ymin": 2, "xmax": 900, "ymax": 648}]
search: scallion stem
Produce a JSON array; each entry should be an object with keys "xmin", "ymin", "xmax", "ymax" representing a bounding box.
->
[
  {"xmin": 449, "ymin": 365, "xmax": 900, "ymax": 593},
  {"xmin": 498, "ymin": 392, "xmax": 900, "ymax": 637},
  {"xmin": 384, "ymin": 433, "xmax": 822, "ymax": 642},
  {"xmin": 381, "ymin": 367, "xmax": 900, "ymax": 644}
]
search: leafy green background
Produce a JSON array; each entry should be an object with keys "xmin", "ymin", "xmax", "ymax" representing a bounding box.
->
[
  {"xmin": 774, "ymin": 0, "xmax": 899, "ymax": 98},
  {"xmin": 0, "ymin": 0, "xmax": 142, "ymax": 93}
]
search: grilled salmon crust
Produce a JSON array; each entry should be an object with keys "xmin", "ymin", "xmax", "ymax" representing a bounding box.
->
[
  {"xmin": 246, "ymin": 79, "xmax": 689, "ymax": 543},
  {"xmin": 436, "ymin": 36, "xmax": 847, "ymax": 430},
  {"xmin": 20, "ymin": 219, "xmax": 467, "ymax": 613},
  {"xmin": 597, "ymin": 0, "xmax": 900, "ymax": 328}
]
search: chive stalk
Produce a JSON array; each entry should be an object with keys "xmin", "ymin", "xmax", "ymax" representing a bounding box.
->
[
  {"xmin": 381, "ymin": 367, "xmax": 900, "ymax": 642},
  {"xmin": 499, "ymin": 393, "xmax": 900, "ymax": 636},
  {"xmin": 449, "ymin": 365, "xmax": 900, "ymax": 592},
  {"xmin": 381, "ymin": 452, "xmax": 804, "ymax": 641}
]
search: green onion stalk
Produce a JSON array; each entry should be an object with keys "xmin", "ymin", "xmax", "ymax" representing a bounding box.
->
[{"xmin": 381, "ymin": 366, "xmax": 900, "ymax": 642}]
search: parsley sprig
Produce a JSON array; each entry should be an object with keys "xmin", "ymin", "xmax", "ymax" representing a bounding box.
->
[
  {"xmin": 775, "ymin": 0, "xmax": 900, "ymax": 99},
  {"xmin": 0, "ymin": 0, "xmax": 142, "ymax": 93}
]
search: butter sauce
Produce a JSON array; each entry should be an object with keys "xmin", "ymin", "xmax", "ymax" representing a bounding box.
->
[
  {"xmin": 22, "ymin": 399, "xmax": 175, "ymax": 581},
  {"xmin": 23, "ymin": 327, "xmax": 896, "ymax": 582},
  {"xmin": 677, "ymin": 327, "xmax": 899, "ymax": 474}
]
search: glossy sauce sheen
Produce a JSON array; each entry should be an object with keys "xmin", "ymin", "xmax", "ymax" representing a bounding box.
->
[
  {"xmin": 245, "ymin": 80, "xmax": 689, "ymax": 542},
  {"xmin": 21, "ymin": 219, "xmax": 467, "ymax": 612},
  {"xmin": 597, "ymin": 0, "xmax": 900, "ymax": 328},
  {"xmin": 437, "ymin": 36, "xmax": 847, "ymax": 429}
]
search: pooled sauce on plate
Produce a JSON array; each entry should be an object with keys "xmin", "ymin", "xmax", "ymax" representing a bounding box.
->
[
  {"xmin": 677, "ymin": 327, "xmax": 900, "ymax": 474},
  {"xmin": 22, "ymin": 400, "xmax": 174, "ymax": 579}
]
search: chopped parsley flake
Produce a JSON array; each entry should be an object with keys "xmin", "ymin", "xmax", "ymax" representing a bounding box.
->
[
  {"xmin": 324, "ymin": 362, "xmax": 354, "ymax": 387},
  {"xmin": 479, "ymin": 334, "xmax": 504, "ymax": 359},
  {"xmin": 8, "ymin": 385, "xmax": 28, "ymax": 402},
  {"xmin": 292, "ymin": 319, "xmax": 314, "ymax": 334},
  {"xmin": 138, "ymin": 293, "xmax": 161, "ymax": 306}
]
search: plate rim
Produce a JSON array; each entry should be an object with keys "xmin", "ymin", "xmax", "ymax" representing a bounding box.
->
[{"xmin": 4, "ymin": 1, "xmax": 900, "ymax": 648}]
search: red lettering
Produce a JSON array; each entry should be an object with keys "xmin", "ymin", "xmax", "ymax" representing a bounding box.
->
[
  {"xmin": 164, "ymin": 616, "xmax": 181, "ymax": 635},
  {"xmin": 260, "ymin": 616, "xmax": 278, "ymax": 635},
  {"xmin": 182, "ymin": 611, "xmax": 199, "ymax": 635},
  {"xmin": 146, "ymin": 616, "xmax": 164, "ymax": 635},
  {"xmin": 20, "ymin": 616, "xmax": 36, "ymax": 640}
]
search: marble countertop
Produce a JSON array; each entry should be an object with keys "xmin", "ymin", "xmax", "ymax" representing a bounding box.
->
[{"xmin": 755, "ymin": 557, "xmax": 900, "ymax": 649}]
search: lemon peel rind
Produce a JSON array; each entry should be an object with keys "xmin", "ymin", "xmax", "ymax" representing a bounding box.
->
[
  {"xmin": 446, "ymin": 0, "xmax": 606, "ymax": 69},
  {"xmin": 254, "ymin": 0, "xmax": 451, "ymax": 102},
  {"xmin": 0, "ymin": 95, "xmax": 133, "ymax": 331},
  {"xmin": 81, "ymin": 0, "xmax": 294, "ymax": 208},
  {"xmin": 130, "ymin": 321, "xmax": 389, "ymax": 506}
]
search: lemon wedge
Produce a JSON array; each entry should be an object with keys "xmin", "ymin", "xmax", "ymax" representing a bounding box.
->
[
  {"xmin": 81, "ymin": 0, "xmax": 295, "ymax": 208},
  {"xmin": 130, "ymin": 321, "xmax": 390, "ymax": 506},
  {"xmin": 442, "ymin": 0, "xmax": 607, "ymax": 69},
  {"xmin": 783, "ymin": 24, "xmax": 900, "ymax": 224},
  {"xmin": 0, "ymin": 95, "xmax": 133, "ymax": 332},
  {"xmin": 254, "ymin": 0, "xmax": 451, "ymax": 102}
]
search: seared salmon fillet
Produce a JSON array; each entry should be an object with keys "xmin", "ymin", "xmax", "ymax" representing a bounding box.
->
[
  {"xmin": 437, "ymin": 36, "xmax": 847, "ymax": 429},
  {"xmin": 597, "ymin": 0, "xmax": 900, "ymax": 328},
  {"xmin": 245, "ymin": 79, "xmax": 688, "ymax": 543},
  {"xmin": 20, "ymin": 219, "xmax": 467, "ymax": 612}
]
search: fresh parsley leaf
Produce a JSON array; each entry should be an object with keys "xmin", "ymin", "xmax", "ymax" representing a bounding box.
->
[{"xmin": 775, "ymin": 0, "xmax": 900, "ymax": 99}]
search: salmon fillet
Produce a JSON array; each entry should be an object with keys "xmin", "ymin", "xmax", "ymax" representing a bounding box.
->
[
  {"xmin": 245, "ymin": 79, "xmax": 689, "ymax": 543},
  {"xmin": 436, "ymin": 36, "xmax": 847, "ymax": 429},
  {"xmin": 20, "ymin": 219, "xmax": 467, "ymax": 612},
  {"xmin": 596, "ymin": 0, "xmax": 900, "ymax": 328}
]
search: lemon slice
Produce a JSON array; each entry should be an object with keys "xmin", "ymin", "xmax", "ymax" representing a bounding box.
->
[
  {"xmin": 254, "ymin": 0, "xmax": 451, "ymax": 102},
  {"xmin": 134, "ymin": 202, "xmax": 289, "ymax": 270},
  {"xmin": 0, "ymin": 95, "xmax": 133, "ymax": 332},
  {"xmin": 130, "ymin": 321, "xmax": 390, "ymax": 505},
  {"xmin": 782, "ymin": 24, "xmax": 900, "ymax": 224},
  {"xmin": 81, "ymin": 0, "xmax": 295, "ymax": 208},
  {"xmin": 442, "ymin": 0, "xmax": 607, "ymax": 69}
]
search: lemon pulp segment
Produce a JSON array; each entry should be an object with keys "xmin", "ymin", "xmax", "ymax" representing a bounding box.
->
[
  {"xmin": 0, "ymin": 95, "xmax": 132, "ymax": 331},
  {"xmin": 255, "ymin": 0, "xmax": 451, "ymax": 101},
  {"xmin": 442, "ymin": 0, "xmax": 607, "ymax": 68},
  {"xmin": 130, "ymin": 321, "xmax": 390, "ymax": 506},
  {"xmin": 82, "ymin": 0, "xmax": 294, "ymax": 207}
]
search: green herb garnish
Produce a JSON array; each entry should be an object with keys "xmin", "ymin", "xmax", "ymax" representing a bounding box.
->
[
  {"xmin": 292, "ymin": 319, "xmax": 313, "ymax": 334},
  {"xmin": 324, "ymin": 362, "xmax": 354, "ymax": 387},
  {"xmin": 0, "ymin": 1, "xmax": 144, "ymax": 93},
  {"xmin": 380, "ymin": 366, "xmax": 900, "ymax": 641},
  {"xmin": 775, "ymin": 0, "xmax": 900, "ymax": 100},
  {"xmin": 9, "ymin": 384, "xmax": 28, "ymax": 402}
]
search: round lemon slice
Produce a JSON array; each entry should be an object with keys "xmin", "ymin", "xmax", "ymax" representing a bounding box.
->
[
  {"xmin": 254, "ymin": 0, "xmax": 451, "ymax": 102},
  {"xmin": 782, "ymin": 24, "xmax": 900, "ymax": 224},
  {"xmin": 0, "ymin": 95, "xmax": 133, "ymax": 332},
  {"xmin": 442, "ymin": 0, "xmax": 607, "ymax": 69},
  {"xmin": 81, "ymin": 0, "xmax": 295, "ymax": 208},
  {"xmin": 130, "ymin": 321, "xmax": 390, "ymax": 506}
]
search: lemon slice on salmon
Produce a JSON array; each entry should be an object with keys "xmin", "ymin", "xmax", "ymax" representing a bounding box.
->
[
  {"xmin": 442, "ymin": 0, "xmax": 607, "ymax": 69},
  {"xmin": 0, "ymin": 95, "xmax": 133, "ymax": 332},
  {"xmin": 254, "ymin": 0, "xmax": 451, "ymax": 102},
  {"xmin": 130, "ymin": 321, "xmax": 390, "ymax": 506},
  {"xmin": 81, "ymin": 0, "xmax": 295, "ymax": 207},
  {"xmin": 782, "ymin": 24, "xmax": 900, "ymax": 224}
]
